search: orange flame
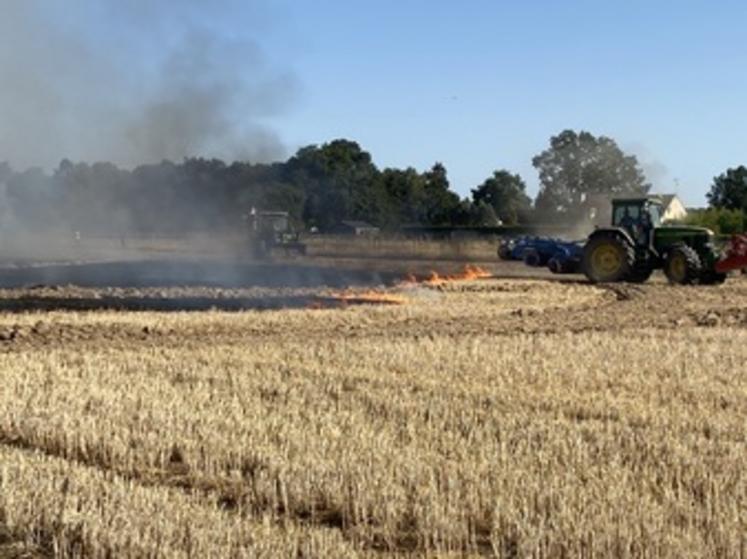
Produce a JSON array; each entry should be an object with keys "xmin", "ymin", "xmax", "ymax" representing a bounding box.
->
[
  {"xmin": 399, "ymin": 264, "xmax": 491, "ymax": 286},
  {"xmin": 308, "ymin": 265, "xmax": 490, "ymax": 309},
  {"xmin": 329, "ymin": 290, "xmax": 407, "ymax": 305}
]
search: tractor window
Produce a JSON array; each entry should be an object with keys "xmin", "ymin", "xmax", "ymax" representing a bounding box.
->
[
  {"xmin": 271, "ymin": 217, "xmax": 288, "ymax": 232},
  {"xmin": 613, "ymin": 204, "xmax": 640, "ymax": 226},
  {"xmin": 647, "ymin": 204, "xmax": 662, "ymax": 227}
]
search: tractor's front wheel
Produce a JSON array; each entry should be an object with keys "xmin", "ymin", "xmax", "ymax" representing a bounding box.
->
[
  {"xmin": 700, "ymin": 271, "xmax": 727, "ymax": 285},
  {"xmin": 582, "ymin": 235, "xmax": 634, "ymax": 283},
  {"xmin": 664, "ymin": 245, "xmax": 702, "ymax": 285}
]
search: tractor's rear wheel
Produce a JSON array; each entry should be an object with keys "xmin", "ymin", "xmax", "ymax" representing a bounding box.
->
[
  {"xmin": 582, "ymin": 235, "xmax": 634, "ymax": 283},
  {"xmin": 627, "ymin": 262, "xmax": 654, "ymax": 284},
  {"xmin": 664, "ymin": 245, "xmax": 702, "ymax": 285}
]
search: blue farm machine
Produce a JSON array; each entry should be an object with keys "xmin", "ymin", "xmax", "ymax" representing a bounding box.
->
[{"xmin": 498, "ymin": 236, "xmax": 584, "ymax": 274}]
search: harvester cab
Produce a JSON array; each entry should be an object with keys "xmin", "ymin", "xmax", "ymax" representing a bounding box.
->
[
  {"xmin": 245, "ymin": 210, "xmax": 307, "ymax": 259},
  {"xmin": 583, "ymin": 196, "xmax": 745, "ymax": 285}
]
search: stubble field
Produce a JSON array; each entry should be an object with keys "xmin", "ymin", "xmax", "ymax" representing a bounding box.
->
[{"xmin": 1, "ymin": 266, "xmax": 746, "ymax": 558}]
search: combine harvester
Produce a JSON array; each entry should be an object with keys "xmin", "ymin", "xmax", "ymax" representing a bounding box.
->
[{"xmin": 582, "ymin": 196, "xmax": 747, "ymax": 284}]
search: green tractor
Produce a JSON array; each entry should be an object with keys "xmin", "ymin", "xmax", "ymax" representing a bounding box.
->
[
  {"xmin": 582, "ymin": 196, "xmax": 726, "ymax": 285},
  {"xmin": 245, "ymin": 210, "xmax": 307, "ymax": 260}
]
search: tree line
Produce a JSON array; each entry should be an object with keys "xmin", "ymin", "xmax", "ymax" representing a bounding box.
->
[
  {"xmin": 0, "ymin": 129, "xmax": 743, "ymax": 235},
  {"xmin": 687, "ymin": 166, "xmax": 747, "ymax": 234}
]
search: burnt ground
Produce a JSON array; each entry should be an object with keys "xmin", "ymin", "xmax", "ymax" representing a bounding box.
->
[
  {"xmin": 0, "ymin": 256, "xmax": 551, "ymax": 312},
  {"xmin": 0, "ymin": 251, "xmax": 743, "ymax": 352},
  {"xmin": 0, "ymin": 258, "xmax": 404, "ymax": 290},
  {"xmin": 0, "ymin": 274, "xmax": 743, "ymax": 352}
]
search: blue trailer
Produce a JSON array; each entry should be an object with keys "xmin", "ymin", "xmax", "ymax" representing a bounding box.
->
[
  {"xmin": 498, "ymin": 236, "xmax": 585, "ymax": 273},
  {"xmin": 546, "ymin": 241, "xmax": 584, "ymax": 274}
]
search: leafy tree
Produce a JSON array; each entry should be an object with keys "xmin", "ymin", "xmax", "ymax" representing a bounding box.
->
[
  {"xmin": 471, "ymin": 170, "xmax": 530, "ymax": 225},
  {"xmin": 707, "ymin": 166, "xmax": 747, "ymax": 212},
  {"xmin": 532, "ymin": 130, "xmax": 650, "ymax": 218},
  {"xmin": 129, "ymin": 160, "xmax": 182, "ymax": 233},
  {"xmin": 54, "ymin": 160, "xmax": 134, "ymax": 234},
  {"xmin": 5, "ymin": 166, "xmax": 58, "ymax": 231},
  {"xmin": 228, "ymin": 161, "xmax": 298, "ymax": 221},
  {"xmin": 447, "ymin": 198, "xmax": 476, "ymax": 227},
  {"xmin": 376, "ymin": 168, "xmax": 421, "ymax": 226},
  {"xmin": 179, "ymin": 157, "xmax": 251, "ymax": 231},
  {"xmin": 422, "ymin": 163, "xmax": 461, "ymax": 225},
  {"xmin": 469, "ymin": 201, "xmax": 500, "ymax": 226},
  {"xmin": 258, "ymin": 181, "xmax": 306, "ymax": 227},
  {"xmin": 287, "ymin": 139, "xmax": 380, "ymax": 230},
  {"xmin": 685, "ymin": 208, "xmax": 744, "ymax": 235},
  {"xmin": 0, "ymin": 138, "xmax": 472, "ymax": 234}
]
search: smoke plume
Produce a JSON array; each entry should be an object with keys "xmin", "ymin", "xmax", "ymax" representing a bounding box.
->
[
  {"xmin": 625, "ymin": 142, "xmax": 670, "ymax": 191},
  {"xmin": 0, "ymin": 0, "xmax": 298, "ymax": 170}
]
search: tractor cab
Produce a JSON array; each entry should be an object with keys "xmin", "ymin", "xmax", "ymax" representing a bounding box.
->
[
  {"xmin": 611, "ymin": 197, "xmax": 662, "ymax": 246},
  {"xmin": 244, "ymin": 209, "xmax": 307, "ymax": 259}
]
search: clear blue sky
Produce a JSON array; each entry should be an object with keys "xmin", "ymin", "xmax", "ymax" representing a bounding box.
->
[
  {"xmin": 266, "ymin": 0, "xmax": 747, "ymax": 206},
  {"xmin": 7, "ymin": 0, "xmax": 747, "ymax": 206}
]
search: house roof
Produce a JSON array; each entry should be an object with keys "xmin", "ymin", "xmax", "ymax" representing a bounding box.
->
[
  {"xmin": 586, "ymin": 193, "xmax": 682, "ymax": 209},
  {"xmin": 649, "ymin": 194, "xmax": 685, "ymax": 210}
]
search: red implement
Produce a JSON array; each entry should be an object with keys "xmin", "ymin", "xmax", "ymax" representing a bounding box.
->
[{"xmin": 715, "ymin": 234, "xmax": 747, "ymax": 273}]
